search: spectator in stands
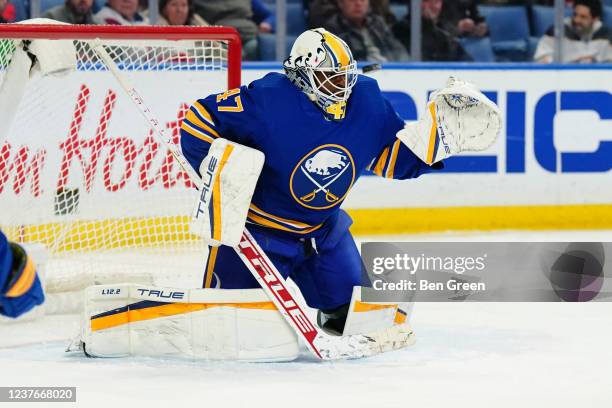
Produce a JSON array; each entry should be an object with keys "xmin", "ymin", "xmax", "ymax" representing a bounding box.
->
[
  {"xmin": 534, "ymin": 0, "xmax": 611, "ymax": 63},
  {"xmin": 478, "ymin": 0, "xmax": 517, "ymax": 4},
  {"xmin": 94, "ymin": 0, "xmax": 148, "ymax": 25},
  {"xmin": 0, "ymin": 0, "xmax": 6, "ymax": 24},
  {"xmin": 1, "ymin": 0, "xmax": 15, "ymax": 23},
  {"xmin": 192, "ymin": 0, "xmax": 275, "ymax": 60},
  {"xmin": 42, "ymin": 0, "xmax": 95, "ymax": 24},
  {"xmin": 532, "ymin": 1, "xmax": 575, "ymax": 5},
  {"xmin": 252, "ymin": 0, "xmax": 275, "ymax": 34},
  {"xmin": 439, "ymin": 0, "xmax": 488, "ymax": 38},
  {"xmin": 482, "ymin": 0, "xmax": 573, "ymax": 4},
  {"xmin": 323, "ymin": 0, "xmax": 409, "ymax": 61},
  {"xmin": 309, "ymin": 0, "xmax": 396, "ymax": 28},
  {"xmin": 393, "ymin": 0, "xmax": 471, "ymax": 61},
  {"xmin": 144, "ymin": 0, "xmax": 207, "ymax": 25}
]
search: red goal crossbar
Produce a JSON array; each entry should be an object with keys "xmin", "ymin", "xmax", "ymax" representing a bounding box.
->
[{"xmin": 0, "ymin": 24, "xmax": 242, "ymax": 90}]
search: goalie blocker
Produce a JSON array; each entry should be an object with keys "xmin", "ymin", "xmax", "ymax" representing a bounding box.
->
[
  {"xmin": 190, "ymin": 138, "xmax": 265, "ymax": 248},
  {"xmin": 69, "ymin": 284, "xmax": 413, "ymax": 361}
]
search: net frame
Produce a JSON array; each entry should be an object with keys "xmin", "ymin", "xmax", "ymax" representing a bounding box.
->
[
  {"xmin": 0, "ymin": 24, "xmax": 242, "ymax": 89},
  {"xmin": 0, "ymin": 25, "xmax": 243, "ymax": 310}
]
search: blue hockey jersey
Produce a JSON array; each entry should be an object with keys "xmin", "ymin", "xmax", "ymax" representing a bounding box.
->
[
  {"xmin": 180, "ymin": 73, "xmax": 436, "ymax": 236},
  {"xmin": 0, "ymin": 231, "xmax": 44, "ymax": 318}
]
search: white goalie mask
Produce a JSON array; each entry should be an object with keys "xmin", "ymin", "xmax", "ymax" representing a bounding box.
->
[{"xmin": 283, "ymin": 28, "xmax": 358, "ymax": 121}]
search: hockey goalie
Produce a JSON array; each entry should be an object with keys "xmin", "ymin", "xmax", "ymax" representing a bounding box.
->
[{"xmin": 75, "ymin": 28, "xmax": 501, "ymax": 361}]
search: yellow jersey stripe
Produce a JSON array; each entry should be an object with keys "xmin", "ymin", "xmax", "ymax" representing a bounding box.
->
[
  {"xmin": 249, "ymin": 204, "xmax": 314, "ymax": 229},
  {"xmin": 181, "ymin": 120, "xmax": 214, "ymax": 144},
  {"xmin": 212, "ymin": 145, "xmax": 234, "ymax": 241},
  {"xmin": 247, "ymin": 212, "xmax": 323, "ymax": 234},
  {"xmin": 385, "ymin": 139, "xmax": 401, "ymax": 179},
  {"xmin": 185, "ymin": 109, "xmax": 220, "ymax": 138},
  {"xmin": 5, "ymin": 255, "xmax": 36, "ymax": 298},
  {"xmin": 426, "ymin": 102, "xmax": 438, "ymax": 165},
  {"xmin": 91, "ymin": 302, "xmax": 277, "ymax": 332},
  {"xmin": 193, "ymin": 101, "xmax": 215, "ymax": 126},
  {"xmin": 373, "ymin": 147, "xmax": 390, "ymax": 177}
]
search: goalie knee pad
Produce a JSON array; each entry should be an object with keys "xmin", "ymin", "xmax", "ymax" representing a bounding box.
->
[{"xmin": 72, "ymin": 284, "xmax": 299, "ymax": 361}]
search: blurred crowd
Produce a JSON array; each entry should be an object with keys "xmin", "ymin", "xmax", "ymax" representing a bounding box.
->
[{"xmin": 0, "ymin": 0, "xmax": 611, "ymax": 62}]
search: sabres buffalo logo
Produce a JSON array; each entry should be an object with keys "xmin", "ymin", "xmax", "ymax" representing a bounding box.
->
[{"xmin": 290, "ymin": 144, "xmax": 355, "ymax": 210}]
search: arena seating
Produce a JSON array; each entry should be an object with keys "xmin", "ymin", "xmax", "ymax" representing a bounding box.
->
[
  {"xmin": 3, "ymin": 1, "xmax": 612, "ymax": 63},
  {"xmin": 258, "ymin": 1, "xmax": 306, "ymax": 59},
  {"xmin": 6, "ymin": 0, "xmax": 104, "ymax": 20},
  {"xmin": 258, "ymin": 33, "xmax": 297, "ymax": 61},
  {"xmin": 530, "ymin": 5, "xmax": 572, "ymax": 37},
  {"xmin": 479, "ymin": 5, "xmax": 531, "ymax": 61},
  {"xmin": 390, "ymin": 3, "xmax": 407, "ymax": 21},
  {"xmin": 460, "ymin": 37, "xmax": 496, "ymax": 62},
  {"xmin": 604, "ymin": 6, "xmax": 612, "ymax": 26},
  {"xmin": 286, "ymin": 2, "xmax": 307, "ymax": 35},
  {"xmin": 40, "ymin": 0, "xmax": 63, "ymax": 14},
  {"xmin": 11, "ymin": 0, "xmax": 28, "ymax": 21}
]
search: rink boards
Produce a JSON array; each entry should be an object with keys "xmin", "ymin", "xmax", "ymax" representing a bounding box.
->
[{"xmin": 1, "ymin": 64, "xmax": 610, "ymax": 236}]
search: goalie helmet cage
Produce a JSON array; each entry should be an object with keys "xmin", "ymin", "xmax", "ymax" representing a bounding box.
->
[{"xmin": 0, "ymin": 25, "xmax": 241, "ymax": 312}]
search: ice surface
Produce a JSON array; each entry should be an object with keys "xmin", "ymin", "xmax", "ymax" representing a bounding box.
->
[{"xmin": 1, "ymin": 231, "xmax": 611, "ymax": 408}]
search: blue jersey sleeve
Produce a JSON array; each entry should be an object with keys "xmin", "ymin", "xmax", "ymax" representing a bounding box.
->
[
  {"xmin": 368, "ymin": 98, "xmax": 442, "ymax": 179},
  {"xmin": 0, "ymin": 231, "xmax": 44, "ymax": 318},
  {"xmin": 180, "ymin": 83, "xmax": 266, "ymax": 175}
]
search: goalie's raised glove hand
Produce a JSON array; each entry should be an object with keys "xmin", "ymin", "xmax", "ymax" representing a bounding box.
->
[{"xmin": 396, "ymin": 77, "xmax": 502, "ymax": 165}]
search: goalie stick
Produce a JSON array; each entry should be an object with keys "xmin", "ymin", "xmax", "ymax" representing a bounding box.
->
[{"xmin": 91, "ymin": 40, "xmax": 413, "ymax": 360}]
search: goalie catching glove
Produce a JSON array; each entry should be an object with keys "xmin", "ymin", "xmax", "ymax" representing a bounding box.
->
[
  {"xmin": 190, "ymin": 138, "xmax": 265, "ymax": 247},
  {"xmin": 397, "ymin": 77, "xmax": 502, "ymax": 165}
]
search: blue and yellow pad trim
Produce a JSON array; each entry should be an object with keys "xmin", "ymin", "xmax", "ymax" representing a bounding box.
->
[{"xmin": 90, "ymin": 300, "xmax": 277, "ymax": 332}]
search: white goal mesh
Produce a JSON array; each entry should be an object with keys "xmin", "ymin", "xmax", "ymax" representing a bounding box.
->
[{"xmin": 0, "ymin": 25, "xmax": 242, "ymax": 313}]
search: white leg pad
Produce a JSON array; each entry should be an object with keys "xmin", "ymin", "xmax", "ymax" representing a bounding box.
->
[{"xmin": 75, "ymin": 284, "xmax": 299, "ymax": 362}]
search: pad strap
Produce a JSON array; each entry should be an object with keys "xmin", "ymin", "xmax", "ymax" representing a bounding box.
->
[{"xmin": 342, "ymin": 287, "xmax": 413, "ymax": 336}]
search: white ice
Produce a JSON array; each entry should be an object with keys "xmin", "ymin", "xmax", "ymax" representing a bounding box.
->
[{"xmin": 1, "ymin": 230, "xmax": 611, "ymax": 408}]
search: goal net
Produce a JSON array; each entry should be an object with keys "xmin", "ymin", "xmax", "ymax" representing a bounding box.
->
[{"xmin": 0, "ymin": 24, "xmax": 242, "ymax": 313}]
